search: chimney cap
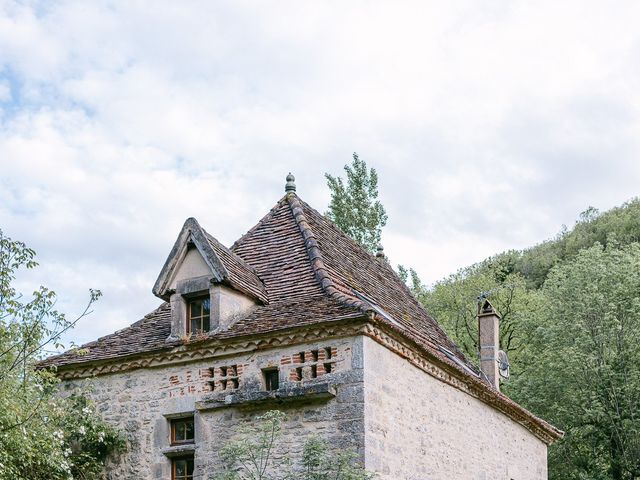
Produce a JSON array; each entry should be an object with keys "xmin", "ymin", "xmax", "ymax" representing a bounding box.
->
[
  {"xmin": 285, "ymin": 172, "xmax": 296, "ymax": 193},
  {"xmin": 375, "ymin": 244, "xmax": 385, "ymax": 258},
  {"xmin": 477, "ymin": 297, "xmax": 498, "ymax": 316}
]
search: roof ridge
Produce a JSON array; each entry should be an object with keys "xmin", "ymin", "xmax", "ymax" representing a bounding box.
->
[
  {"xmin": 286, "ymin": 192, "xmax": 369, "ymax": 311},
  {"xmin": 296, "ymin": 200, "xmax": 470, "ymax": 363}
]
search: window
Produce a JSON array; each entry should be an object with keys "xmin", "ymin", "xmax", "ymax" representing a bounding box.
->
[
  {"xmin": 263, "ymin": 368, "xmax": 279, "ymax": 391},
  {"xmin": 172, "ymin": 456, "xmax": 194, "ymax": 480},
  {"xmin": 171, "ymin": 417, "xmax": 194, "ymax": 445},
  {"xmin": 187, "ymin": 297, "xmax": 210, "ymax": 334}
]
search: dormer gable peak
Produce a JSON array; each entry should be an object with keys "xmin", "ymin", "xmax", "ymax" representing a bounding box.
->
[
  {"xmin": 153, "ymin": 217, "xmax": 267, "ymax": 304},
  {"xmin": 153, "ymin": 217, "xmax": 226, "ymax": 300}
]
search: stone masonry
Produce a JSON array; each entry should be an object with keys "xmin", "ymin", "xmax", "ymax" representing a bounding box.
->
[
  {"xmin": 61, "ymin": 337, "xmax": 364, "ymax": 479},
  {"xmin": 363, "ymin": 337, "xmax": 547, "ymax": 480}
]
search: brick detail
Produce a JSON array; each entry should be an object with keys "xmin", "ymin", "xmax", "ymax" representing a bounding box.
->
[{"xmin": 290, "ymin": 346, "xmax": 337, "ymax": 383}]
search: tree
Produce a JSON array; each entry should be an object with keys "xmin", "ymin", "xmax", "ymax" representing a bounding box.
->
[
  {"xmin": 0, "ymin": 230, "xmax": 124, "ymax": 479},
  {"xmin": 510, "ymin": 243, "xmax": 640, "ymax": 480},
  {"xmin": 214, "ymin": 410, "xmax": 374, "ymax": 480},
  {"xmin": 325, "ymin": 153, "xmax": 388, "ymax": 253},
  {"xmin": 421, "ymin": 257, "xmax": 538, "ymax": 370}
]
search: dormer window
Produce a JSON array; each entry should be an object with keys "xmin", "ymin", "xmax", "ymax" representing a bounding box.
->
[
  {"xmin": 153, "ymin": 217, "xmax": 265, "ymax": 342},
  {"xmin": 187, "ymin": 297, "xmax": 210, "ymax": 334}
]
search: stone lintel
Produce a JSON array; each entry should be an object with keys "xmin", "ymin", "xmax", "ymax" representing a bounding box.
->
[
  {"xmin": 176, "ymin": 275, "xmax": 212, "ymax": 295},
  {"xmin": 161, "ymin": 444, "xmax": 196, "ymax": 458},
  {"xmin": 195, "ymin": 382, "xmax": 336, "ymax": 411}
]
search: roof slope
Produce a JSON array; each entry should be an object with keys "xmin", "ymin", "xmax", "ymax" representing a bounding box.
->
[
  {"xmin": 39, "ymin": 195, "xmax": 362, "ymax": 369},
  {"xmin": 294, "ymin": 196, "xmax": 473, "ymax": 368},
  {"xmin": 203, "ymin": 230, "xmax": 268, "ymax": 303},
  {"xmin": 42, "ymin": 193, "xmax": 471, "ymax": 371}
]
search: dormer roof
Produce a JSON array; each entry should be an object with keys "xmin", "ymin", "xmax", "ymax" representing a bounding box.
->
[{"xmin": 152, "ymin": 217, "xmax": 268, "ymax": 304}]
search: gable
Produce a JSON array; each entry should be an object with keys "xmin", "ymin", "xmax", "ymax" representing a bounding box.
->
[
  {"xmin": 168, "ymin": 246, "xmax": 213, "ymax": 291},
  {"xmin": 153, "ymin": 217, "xmax": 267, "ymax": 304}
]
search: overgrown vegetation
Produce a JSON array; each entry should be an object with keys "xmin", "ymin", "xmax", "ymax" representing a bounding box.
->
[
  {"xmin": 0, "ymin": 230, "xmax": 124, "ymax": 479},
  {"xmin": 214, "ymin": 410, "xmax": 373, "ymax": 480}
]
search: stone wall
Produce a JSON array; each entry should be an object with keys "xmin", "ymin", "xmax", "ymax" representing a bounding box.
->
[
  {"xmin": 61, "ymin": 336, "xmax": 365, "ymax": 479},
  {"xmin": 362, "ymin": 336, "xmax": 548, "ymax": 480}
]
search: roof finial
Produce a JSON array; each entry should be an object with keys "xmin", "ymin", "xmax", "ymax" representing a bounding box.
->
[
  {"xmin": 376, "ymin": 244, "xmax": 385, "ymax": 258},
  {"xmin": 285, "ymin": 172, "xmax": 296, "ymax": 193}
]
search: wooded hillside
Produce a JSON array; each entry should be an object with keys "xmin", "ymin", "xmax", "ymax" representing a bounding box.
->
[{"xmin": 419, "ymin": 198, "xmax": 640, "ymax": 480}]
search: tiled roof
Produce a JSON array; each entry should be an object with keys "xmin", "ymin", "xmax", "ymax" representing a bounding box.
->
[
  {"xmin": 41, "ymin": 193, "xmax": 472, "ymax": 370},
  {"xmin": 203, "ymin": 230, "xmax": 268, "ymax": 304},
  {"xmin": 39, "ymin": 194, "xmax": 362, "ymax": 369},
  {"xmin": 40, "ymin": 303, "xmax": 173, "ymax": 366},
  {"xmin": 294, "ymin": 196, "xmax": 473, "ymax": 369}
]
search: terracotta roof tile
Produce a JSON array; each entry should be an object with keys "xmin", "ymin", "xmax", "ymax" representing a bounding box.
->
[
  {"xmin": 203, "ymin": 230, "xmax": 268, "ymax": 303},
  {"xmin": 42, "ymin": 193, "xmax": 472, "ymax": 371},
  {"xmin": 40, "ymin": 304, "xmax": 172, "ymax": 367}
]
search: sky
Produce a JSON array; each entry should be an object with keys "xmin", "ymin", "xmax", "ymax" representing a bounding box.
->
[{"xmin": 1, "ymin": 1, "xmax": 639, "ymax": 348}]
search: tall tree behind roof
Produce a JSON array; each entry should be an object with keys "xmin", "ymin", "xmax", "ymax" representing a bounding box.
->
[{"xmin": 325, "ymin": 153, "xmax": 388, "ymax": 254}]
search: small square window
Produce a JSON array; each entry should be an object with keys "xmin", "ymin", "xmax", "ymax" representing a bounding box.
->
[
  {"xmin": 171, "ymin": 417, "xmax": 195, "ymax": 445},
  {"xmin": 172, "ymin": 456, "xmax": 194, "ymax": 480},
  {"xmin": 263, "ymin": 368, "xmax": 279, "ymax": 391},
  {"xmin": 188, "ymin": 297, "xmax": 210, "ymax": 334}
]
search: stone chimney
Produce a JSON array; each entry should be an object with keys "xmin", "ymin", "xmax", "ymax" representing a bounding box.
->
[{"xmin": 478, "ymin": 298, "xmax": 501, "ymax": 391}]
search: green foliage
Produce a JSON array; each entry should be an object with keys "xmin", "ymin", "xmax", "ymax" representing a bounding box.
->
[
  {"xmin": 499, "ymin": 198, "xmax": 640, "ymax": 289},
  {"xmin": 214, "ymin": 410, "xmax": 373, "ymax": 480},
  {"xmin": 325, "ymin": 153, "xmax": 388, "ymax": 253},
  {"xmin": 511, "ymin": 244, "xmax": 640, "ymax": 480},
  {"xmin": 418, "ymin": 198, "xmax": 640, "ymax": 363},
  {"xmin": 422, "ymin": 260, "xmax": 539, "ymax": 368},
  {"xmin": 413, "ymin": 198, "xmax": 640, "ymax": 480},
  {"xmin": 216, "ymin": 410, "xmax": 286, "ymax": 480},
  {"xmin": 0, "ymin": 230, "xmax": 124, "ymax": 479},
  {"xmin": 299, "ymin": 436, "xmax": 373, "ymax": 480}
]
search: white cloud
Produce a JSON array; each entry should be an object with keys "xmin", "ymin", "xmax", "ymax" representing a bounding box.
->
[{"xmin": 1, "ymin": 0, "xmax": 639, "ymax": 345}]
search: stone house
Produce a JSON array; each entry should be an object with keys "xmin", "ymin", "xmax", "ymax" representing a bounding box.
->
[{"xmin": 42, "ymin": 174, "xmax": 562, "ymax": 479}]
